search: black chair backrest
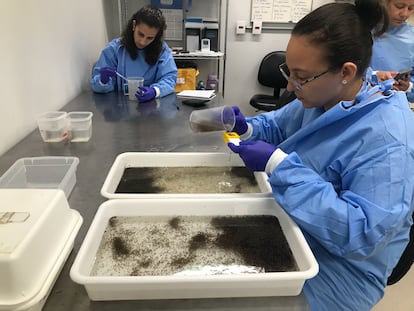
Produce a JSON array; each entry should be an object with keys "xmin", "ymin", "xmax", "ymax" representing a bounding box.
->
[
  {"xmin": 257, "ymin": 51, "xmax": 288, "ymax": 97},
  {"xmin": 387, "ymin": 212, "xmax": 414, "ymax": 285}
]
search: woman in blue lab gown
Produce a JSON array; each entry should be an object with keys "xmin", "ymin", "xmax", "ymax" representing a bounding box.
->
[
  {"xmin": 370, "ymin": 0, "xmax": 414, "ymax": 102},
  {"xmin": 228, "ymin": 1, "xmax": 414, "ymax": 310},
  {"xmin": 91, "ymin": 5, "xmax": 177, "ymax": 102}
]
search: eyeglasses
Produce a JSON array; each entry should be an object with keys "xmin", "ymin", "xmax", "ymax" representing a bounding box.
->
[{"xmin": 279, "ymin": 62, "xmax": 330, "ymax": 91}]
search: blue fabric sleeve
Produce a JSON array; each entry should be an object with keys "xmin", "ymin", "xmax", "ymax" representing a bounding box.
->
[
  {"xmin": 90, "ymin": 40, "xmax": 119, "ymax": 93},
  {"xmin": 150, "ymin": 45, "xmax": 178, "ymax": 97},
  {"xmin": 268, "ymin": 146, "xmax": 413, "ymax": 260},
  {"xmin": 245, "ymin": 100, "xmax": 306, "ymax": 144}
]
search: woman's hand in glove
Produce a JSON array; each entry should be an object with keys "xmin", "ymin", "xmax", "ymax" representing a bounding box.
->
[
  {"xmin": 228, "ymin": 140, "xmax": 276, "ymax": 171},
  {"xmin": 231, "ymin": 106, "xmax": 248, "ymax": 135},
  {"xmin": 136, "ymin": 86, "xmax": 156, "ymax": 102},
  {"xmin": 99, "ymin": 67, "xmax": 117, "ymax": 84}
]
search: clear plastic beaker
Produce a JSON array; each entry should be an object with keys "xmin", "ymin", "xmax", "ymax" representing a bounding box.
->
[
  {"xmin": 124, "ymin": 77, "xmax": 144, "ymax": 101},
  {"xmin": 36, "ymin": 111, "xmax": 69, "ymax": 142},
  {"xmin": 189, "ymin": 106, "xmax": 235, "ymax": 132}
]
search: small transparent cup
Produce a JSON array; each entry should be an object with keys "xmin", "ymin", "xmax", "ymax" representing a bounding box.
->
[
  {"xmin": 124, "ymin": 77, "xmax": 144, "ymax": 101},
  {"xmin": 189, "ymin": 106, "xmax": 235, "ymax": 132},
  {"xmin": 36, "ymin": 111, "xmax": 69, "ymax": 142},
  {"xmin": 68, "ymin": 111, "xmax": 93, "ymax": 142}
]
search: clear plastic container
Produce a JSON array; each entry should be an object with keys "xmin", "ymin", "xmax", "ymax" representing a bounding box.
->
[
  {"xmin": 0, "ymin": 157, "xmax": 79, "ymax": 198},
  {"xmin": 36, "ymin": 111, "xmax": 69, "ymax": 142},
  {"xmin": 189, "ymin": 106, "xmax": 235, "ymax": 132},
  {"xmin": 68, "ymin": 111, "xmax": 93, "ymax": 142},
  {"xmin": 206, "ymin": 74, "xmax": 219, "ymax": 92}
]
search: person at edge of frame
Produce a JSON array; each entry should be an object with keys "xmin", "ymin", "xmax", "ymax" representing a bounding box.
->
[{"xmin": 227, "ymin": 0, "xmax": 414, "ymax": 310}]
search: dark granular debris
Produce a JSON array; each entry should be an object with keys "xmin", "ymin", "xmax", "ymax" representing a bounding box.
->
[
  {"xmin": 115, "ymin": 167, "xmax": 164, "ymax": 193},
  {"xmin": 112, "ymin": 236, "xmax": 130, "ymax": 256},
  {"xmin": 140, "ymin": 259, "xmax": 151, "ymax": 268},
  {"xmin": 149, "ymin": 227, "xmax": 161, "ymax": 235},
  {"xmin": 229, "ymin": 167, "xmax": 257, "ymax": 186},
  {"xmin": 109, "ymin": 216, "xmax": 118, "ymax": 227},
  {"xmin": 171, "ymin": 254, "xmax": 195, "ymax": 269},
  {"xmin": 151, "ymin": 237, "xmax": 170, "ymax": 248},
  {"xmin": 189, "ymin": 232, "xmax": 210, "ymax": 251},
  {"xmin": 234, "ymin": 184, "xmax": 242, "ymax": 193},
  {"xmin": 211, "ymin": 215, "xmax": 296, "ymax": 272},
  {"xmin": 114, "ymin": 167, "xmax": 261, "ymax": 194},
  {"xmin": 169, "ymin": 217, "xmax": 181, "ymax": 229}
]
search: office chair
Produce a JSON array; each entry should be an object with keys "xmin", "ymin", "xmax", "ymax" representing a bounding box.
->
[
  {"xmin": 387, "ymin": 212, "xmax": 414, "ymax": 285},
  {"xmin": 249, "ymin": 51, "xmax": 296, "ymax": 112}
]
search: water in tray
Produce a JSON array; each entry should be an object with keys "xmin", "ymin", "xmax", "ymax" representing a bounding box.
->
[{"xmin": 92, "ymin": 215, "xmax": 298, "ymax": 277}]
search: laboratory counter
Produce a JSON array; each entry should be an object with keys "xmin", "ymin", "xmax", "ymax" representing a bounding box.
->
[{"xmin": 0, "ymin": 91, "xmax": 310, "ymax": 311}]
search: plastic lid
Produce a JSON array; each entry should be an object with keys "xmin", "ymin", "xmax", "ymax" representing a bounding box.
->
[{"xmin": 0, "ymin": 192, "xmax": 49, "ymax": 254}]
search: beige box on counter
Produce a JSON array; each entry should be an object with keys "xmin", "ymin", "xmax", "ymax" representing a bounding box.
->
[{"xmin": 0, "ymin": 189, "xmax": 83, "ymax": 311}]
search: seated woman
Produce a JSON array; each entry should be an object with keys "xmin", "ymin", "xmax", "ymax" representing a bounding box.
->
[
  {"xmin": 91, "ymin": 5, "xmax": 178, "ymax": 102},
  {"xmin": 228, "ymin": 0, "xmax": 414, "ymax": 310}
]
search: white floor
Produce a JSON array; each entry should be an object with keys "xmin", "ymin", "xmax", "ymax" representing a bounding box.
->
[{"xmin": 372, "ymin": 265, "xmax": 414, "ymax": 310}]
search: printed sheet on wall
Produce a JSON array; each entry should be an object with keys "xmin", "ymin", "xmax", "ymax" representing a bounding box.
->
[{"xmin": 251, "ymin": 0, "xmax": 313, "ymax": 23}]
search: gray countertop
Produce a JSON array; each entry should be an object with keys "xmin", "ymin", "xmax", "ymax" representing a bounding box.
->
[{"xmin": 0, "ymin": 91, "xmax": 310, "ymax": 311}]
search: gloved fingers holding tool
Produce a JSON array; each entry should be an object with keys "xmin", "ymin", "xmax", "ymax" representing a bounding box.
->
[
  {"xmin": 135, "ymin": 86, "xmax": 156, "ymax": 102},
  {"xmin": 99, "ymin": 67, "xmax": 117, "ymax": 84}
]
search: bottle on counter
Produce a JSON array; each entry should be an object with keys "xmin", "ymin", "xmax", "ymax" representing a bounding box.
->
[
  {"xmin": 197, "ymin": 80, "xmax": 206, "ymax": 90},
  {"xmin": 206, "ymin": 74, "xmax": 219, "ymax": 92}
]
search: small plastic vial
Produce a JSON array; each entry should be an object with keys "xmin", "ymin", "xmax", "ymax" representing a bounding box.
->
[{"xmin": 206, "ymin": 74, "xmax": 219, "ymax": 92}]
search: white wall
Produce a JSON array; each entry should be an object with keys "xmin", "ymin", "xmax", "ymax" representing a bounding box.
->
[
  {"xmin": 0, "ymin": 0, "xmax": 108, "ymax": 156},
  {"xmin": 223, "ymin": 0, "xmax": 332, "ymax": 116}
]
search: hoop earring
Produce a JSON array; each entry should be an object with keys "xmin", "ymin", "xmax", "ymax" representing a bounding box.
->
[{"xmin": 342, "ymin": 80, "xmax": 348, "ymax": 85}]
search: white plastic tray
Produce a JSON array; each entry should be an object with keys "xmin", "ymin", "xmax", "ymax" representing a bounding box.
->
[
  {"xmin": 0, "ymin": 189, "xmax": 83, "ymax": 311},
  {"xmin": 100, "ymin": 152, "xmax": 272, "ymax": 199},
  {"xmin": 70, "ymin": 197, "xmax": 318, "ymax": 300}
]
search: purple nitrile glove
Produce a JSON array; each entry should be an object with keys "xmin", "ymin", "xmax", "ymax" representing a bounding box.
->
[
  {"xmin": 231, "ymin": 106, "xmax": 248, "ymax": 135},
  {"xmin": 99, "ymin": 67, "xmax": 117, "ymax": 84},
  {"xmin": 135, "ymin": 86, "xmax": 156, "ymax": 102},
  {"xmin": 228, "ymin": 140, "xmax": 276, "ymax": 171}
]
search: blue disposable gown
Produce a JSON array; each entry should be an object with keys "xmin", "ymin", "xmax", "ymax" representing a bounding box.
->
[
  {"xmin": 371, "ymin": 22, "xmax": 414, "ymax": 102},
  {"xmin": 90, "ymin": 38, "xmax": 178, "ymax": 97},
  {"xmin": 245, "ymin": 81, "xmax": 414, "ymax": 311}
]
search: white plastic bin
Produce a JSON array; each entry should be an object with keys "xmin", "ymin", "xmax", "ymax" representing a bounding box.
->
[
  {"xmin": 70, "ymin": 197, "xmax": 318, "ymax": 301},
  {"xmin": 0, "ymin": 189, "xmax": 83, "ymax": 311},
  {"xmin": 100, "ymin": 152, "xmax": 272, "ymax": 199},
  {"xmin": 0, "ymin": 157, "xmax": 79, "ymax": 198}
]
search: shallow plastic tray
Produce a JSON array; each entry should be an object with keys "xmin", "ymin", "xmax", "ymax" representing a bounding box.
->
[
  {"xmin": 70, "ymin": 197, "xmax": 318, "ymax": 300},
  {"xmin": 0, "ymin": 157, "xmax": 79, "ymax": 198},
  {"xmin": 100, "ymin": 152, "xmax": 271, "ymax": 199}
]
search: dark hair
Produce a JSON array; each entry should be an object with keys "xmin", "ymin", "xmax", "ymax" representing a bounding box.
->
[
  {"xmin": 120, "ymin": 5, "xmax": 166, "ymax": 65},
  {"xmin": 292, "ymin": 0, "xmax": 389, "ymax": 76}
]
